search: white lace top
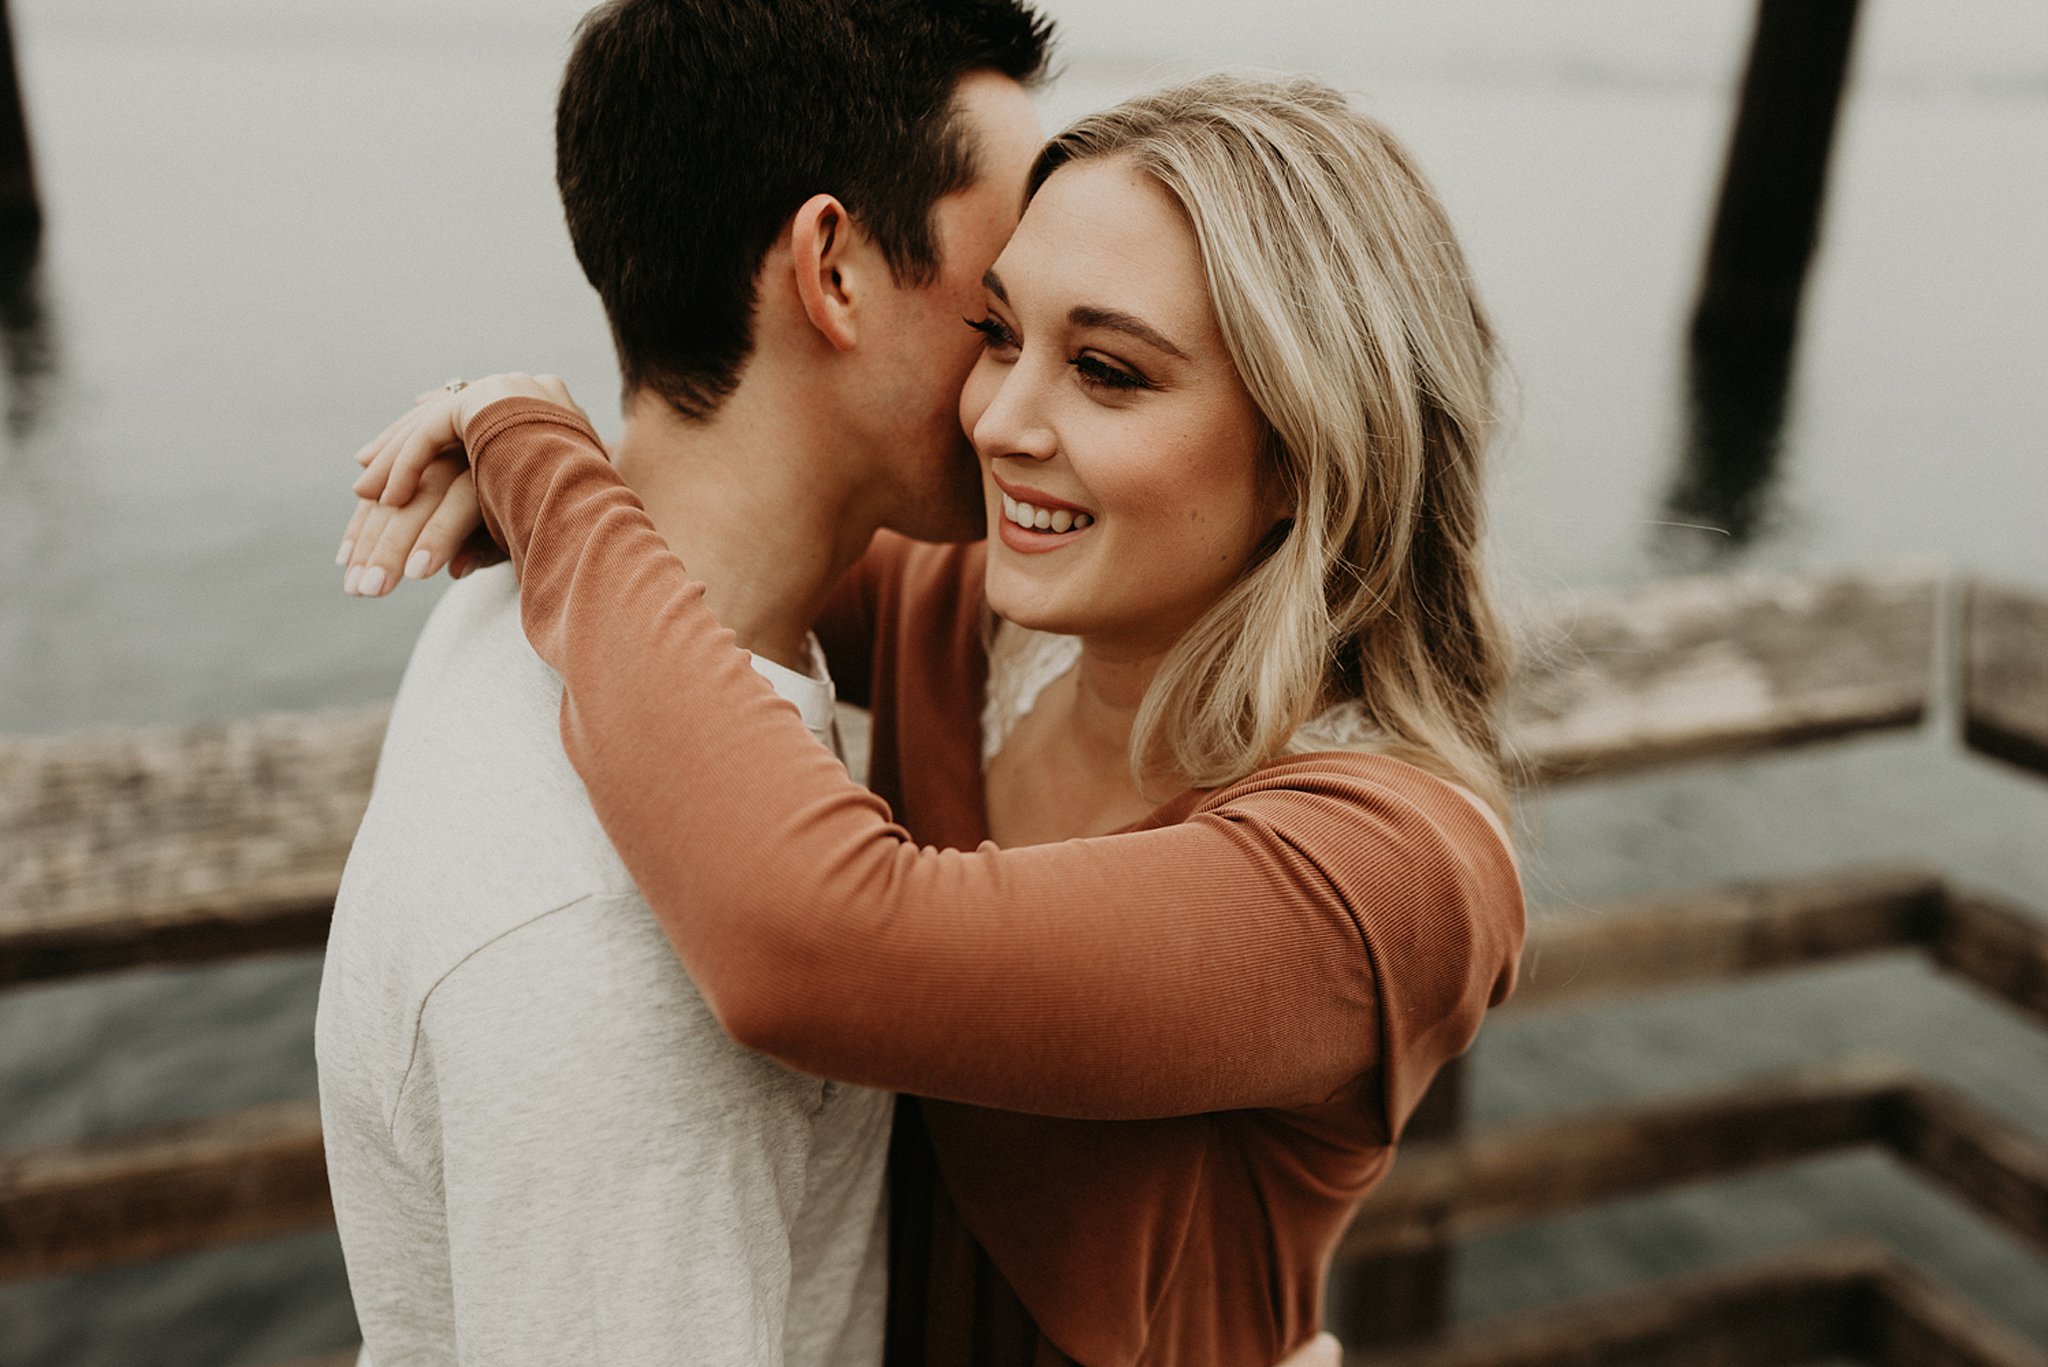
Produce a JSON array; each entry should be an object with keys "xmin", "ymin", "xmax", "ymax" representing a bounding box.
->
[{"xmin": 978, "ymin": 621, "xmax": 1384, "ymax": 770}]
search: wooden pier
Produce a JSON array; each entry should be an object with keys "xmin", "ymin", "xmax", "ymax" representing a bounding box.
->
[{"xmin": 4, "ymin": 562, "xmax": 2046, "ymax": 1365}]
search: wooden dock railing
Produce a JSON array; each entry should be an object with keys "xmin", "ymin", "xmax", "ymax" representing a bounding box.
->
[{"xmin": 6, "ymin": 563, "xmax": 2046, "ymax": 1365}]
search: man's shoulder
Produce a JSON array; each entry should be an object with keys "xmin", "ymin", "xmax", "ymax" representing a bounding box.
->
[
  {"xmin": 416, "ymin": 890, "xmax": 723, "ymax": 1068},
  {"xmin": 320, "ymin": 568, "xmax": 642, "ymax": 1062},
  {"xmin": 351, "ymin": 565, "xmax": 612, "ymax": 871},
  {"xmin": 358, "ymin": 890, "xmax": 838, "ymax": 1147},
  {"xmin": 396, "ymin": 564, "xmax": 557, "ymax": 721}
]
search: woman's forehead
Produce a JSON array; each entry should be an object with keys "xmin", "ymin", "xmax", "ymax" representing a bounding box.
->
[{"xmin": 996, "ymin": 160, "xmax": 1216, "ymax": 342}]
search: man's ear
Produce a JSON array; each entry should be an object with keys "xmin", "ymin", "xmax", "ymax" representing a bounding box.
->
[{"xmin": 790, "ymin": 193, "xmax": 863, "ymax": 353}]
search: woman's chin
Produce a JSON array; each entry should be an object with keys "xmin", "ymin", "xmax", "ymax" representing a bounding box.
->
[{"xmin": 984, "ymin": 576, "xmax": 1079, "ymax": 637}]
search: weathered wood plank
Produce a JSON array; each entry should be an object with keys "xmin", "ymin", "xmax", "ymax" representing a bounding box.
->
[
  {"xmin": 0, "ymin": 706, "xmax": 385, "ymax": 921},
  {"xmin": 1932, "ymin": 893, "xmax": 2048, "ymax": 1032},
  {"xmin": 10, "ymin": 1054, "xmax": 2045, "ymax": 1293},
  {"xmin": 1964, "ymin": 580, "xmax": 2048, "ymax": 779},
  {"xmin": 1864, "ymin": 1252, "xmax": 2048, "ymax": 1367},
  {"xmin": 1509, "ymin": 564, "xmax": 1937, "ymax": 785},
  {"xmin": 0, "ymin": 568, "xmax": 1942, "ymax": 987},
  {"xmin": 1339, "ymin": 1053, "xmax": 2048, "ymax": 1267},
  {"xmin": 1889, "ymin": 1076, "xmax": 2048, "ymax": 1256},
  {"xmin": 0, "ymin": 707, "xmax": 385, "ymax": 986},
  {"xmin": 0, "ymin": 886, "xmax": 338, "ymax": 990},
  {"xmin": 1361, "ymin": 1236, "xmax": 1885, "ymax": 1367},
  {"xmin": 1508, "ymin": 866, "xmax": 1944, "ymax": 1012},
  {"xmin": 1364, "ymin": 1236, "xmax": 2048, "ymax": 1367},
  {"xmin": 0, "ymin": 1100, "xmax": 328, "ymax": 1282},
  {"xmin": 1340, "ymin": 1055, "xmax": 1912, "ymax": 1260},
  {"xmin": 1508, "ymin": 872, "xmax": 2048, "ymax": 1040}
]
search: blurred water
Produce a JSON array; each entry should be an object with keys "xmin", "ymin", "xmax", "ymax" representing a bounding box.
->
[{"xmin": 2, "ymin": 3, "xmax": 2046, "ymax": 1363}]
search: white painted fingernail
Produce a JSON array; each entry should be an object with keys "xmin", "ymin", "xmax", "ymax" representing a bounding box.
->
[
  {"xmin": 358, "ymin": 567, "xmax": 387, "ymax": 596},
  {"xmin": 336, "ymin": 538, "xmax": 354, "ymax": 566},
  {"xmin": 343, "ymin": 565, "xmax": 362, "ymax": 595},
  {"xmin": 405, "ymin": 549, "xmax": 431, "ymax": 580}
]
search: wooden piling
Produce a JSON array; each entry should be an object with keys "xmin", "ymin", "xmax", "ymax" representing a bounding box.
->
[
  {"xmin": 1670, "ymin": 0, "xmax": 1863, "ymax": 552},
  {"xmin": 1693, "ymin": 0, "xmax": 1862, "ymax": 358},
  {"xmin": 0, "ymin": 0, "xmax": 38, "ymax": 233}
]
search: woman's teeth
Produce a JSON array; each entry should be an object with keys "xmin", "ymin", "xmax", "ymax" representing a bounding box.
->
[{"xmin": 1001, "ymin": 493, "xmax": 1093, "ymax": 534}]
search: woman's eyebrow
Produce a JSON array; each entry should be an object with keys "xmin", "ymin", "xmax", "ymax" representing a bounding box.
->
[
  {"xmin": 982, "ymin": 269, "xmax": 1190, "ymax": 361},
  {"xmin": 1068, "ymin": 305, "xmax": 1189, "ymax": 360}
]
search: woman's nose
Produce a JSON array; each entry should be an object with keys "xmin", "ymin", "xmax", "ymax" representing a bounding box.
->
[{"xmin": 970, "ymin": 359, "xmax": 1059, "ymax": 464}]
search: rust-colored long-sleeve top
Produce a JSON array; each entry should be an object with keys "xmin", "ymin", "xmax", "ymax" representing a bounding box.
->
[{"xmin": 463, "ymin": 398, "xmax": 1525, "ymax": 1367}]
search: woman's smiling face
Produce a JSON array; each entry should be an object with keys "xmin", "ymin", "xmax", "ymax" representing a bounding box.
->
[{"xmin": 960, "ymin": 157, "xmax": 1280, "ymax": 656}]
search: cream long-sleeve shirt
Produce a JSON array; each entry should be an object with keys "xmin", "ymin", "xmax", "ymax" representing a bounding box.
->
[{"xmin": 315, "ymin": 565, "xmax": 890, "ymax": 1367}]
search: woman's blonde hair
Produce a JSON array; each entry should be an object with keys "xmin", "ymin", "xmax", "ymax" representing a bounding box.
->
[{"xmin": 1026, "ymin": 75, "xmax": 1512, "ymax": 818}]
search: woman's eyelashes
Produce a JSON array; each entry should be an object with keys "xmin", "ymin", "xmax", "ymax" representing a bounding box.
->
[
  {"xmin": 964, "ymin": 315, "xmax": 1018, "ymax": 351},
  {"xmin": 1070, "ymin": 354, "xmax": 1149, "ymax": 392},
  {"xmin": 965, "ymin": 317, "xmax": 1151, "ymax": 394}
]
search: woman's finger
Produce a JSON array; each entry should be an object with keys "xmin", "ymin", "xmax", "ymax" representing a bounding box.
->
[
  {"xmin": 344, "ymin": 501, "xmax": 397, "ymax": 595},
  {"xmin": 351, "ymin": 406, "xmax": 419, "ymax": 501},
  {"xmin": 338, "ymin": 497, "xmax": 376, "ymax": 567},
  {"xmin": 353, "ymin": 400, "xmax": 447, "ymax": 503},
  {"xmin": 353, "ymin": 403, "xmax": 421, "ymax": 470},
  {"xmin": 356, "ymin": 458, "xmax": 461, "ymax": 596},
  {"xmin": 405, "ymin": 467, "xmax": 485, "ymax": 581},
  {"xmin": 363, "ymin": 398, "xmax": 465, "ymax": 507}
]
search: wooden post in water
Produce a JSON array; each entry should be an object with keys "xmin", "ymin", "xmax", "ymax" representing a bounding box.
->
[
  {"xmin": 1693, "ymin": 0, "xmax": 1861, "ymax": 359},
  {"xmin": 1668, "ymin": 0, "xmax": 1861, "ymax": 555},
  {"xmin": 0, "ymin": 0, "xmax": 38, "ymax": 234}
]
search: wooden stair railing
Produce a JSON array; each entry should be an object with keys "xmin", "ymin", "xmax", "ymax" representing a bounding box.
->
[
  {"xmin": 1340, "ymin": 1053, "xmax": 2048, "ymax": 1262},
  {"xmin": 1362, "ymin": 1236, "xmax": 2048, "ymax": 1367},
  {"xmin": 1965, "ymin": 580, "xmax": 2048, "ymax": 780},
  {"xmin": 9, "ymin": 563, "xmax": 2047, "ymax": 1366},
  {"xmin": 7, "ymin": 870, "xmax": 2042, "ymax": 1288},
  {"xmin": 0, "ymin": 565, "xmax": 1942, "ymax": 990}
]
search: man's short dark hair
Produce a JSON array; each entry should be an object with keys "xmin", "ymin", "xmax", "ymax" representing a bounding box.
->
[{"xmin": 557, "ymin": 0, "xmax": 1053, "ymax": 418}]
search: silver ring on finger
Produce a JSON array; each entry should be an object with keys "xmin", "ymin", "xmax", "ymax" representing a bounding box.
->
[{"xmin": 442, "ymin": 377, "xmax": 467, "ymax": 394}]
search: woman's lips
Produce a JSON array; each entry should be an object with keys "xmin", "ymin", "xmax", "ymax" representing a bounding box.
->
[
  {"xmin": 990, "ymin": 473, "xmax": 1094, "ymax": 554},
  {"xmin": 1000, "ymin": 490, "xmax": 1093, "ymax": 535},
  {"xmin": 987, "ymin": 473, "xmax": 1097, "ymax": 553},
  {"xmin": 991, "ymin": 472, "xmax": 1093, "ymax": 516},
  {"xmin": 996, "ymin": 509, "xmax": 1091, "ymax": 554}
]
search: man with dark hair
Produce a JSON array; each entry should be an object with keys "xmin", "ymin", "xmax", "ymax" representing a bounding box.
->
[
  {"xmin": 557, "ymin": 0, "xmax": 1052, "ymax": 426},
  {"xmin": 316, "ymin": 2, "xmax": 1050, "ymax": 1363}
]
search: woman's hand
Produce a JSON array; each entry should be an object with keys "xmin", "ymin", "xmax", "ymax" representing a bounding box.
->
[
  {"xmin": 339, "ymin": 373, "xmax": 586, "ymax": 597},
  {"xmin": 1274, "ymin": 1333, "xmax": 1341, "ymax": 1367},
  {"xmin": 338, "ymin": 456, "xmax": 491, "ymax": 596}
]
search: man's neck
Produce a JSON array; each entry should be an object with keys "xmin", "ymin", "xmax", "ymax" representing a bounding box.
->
[{"xmin": 610, "ymin": 385, "xmax": 875, "ymax": 673}]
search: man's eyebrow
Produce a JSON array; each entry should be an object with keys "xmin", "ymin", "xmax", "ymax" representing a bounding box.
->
[{"xmin": 1069, "ymin": 305, "xmax": 1189, "ymax": 360}]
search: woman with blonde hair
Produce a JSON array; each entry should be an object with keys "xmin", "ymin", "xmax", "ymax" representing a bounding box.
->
[{"xmin": 346, "ymin": 75, "xmax": 1521, "ymax": 1365}]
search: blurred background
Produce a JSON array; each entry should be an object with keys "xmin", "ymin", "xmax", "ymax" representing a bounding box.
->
[{"xmin": 1, "ymin": 1, "xmax": 2044, "ymax": 1362}]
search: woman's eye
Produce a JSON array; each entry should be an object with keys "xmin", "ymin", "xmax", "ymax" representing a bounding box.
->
[
  {"xmin": 1069, "ymin": 354, "xmax": 1148, "ymax": 392},
  {"xmin": 964, "ymin": 316, "xmax": 1018, "ymax": 351}
]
